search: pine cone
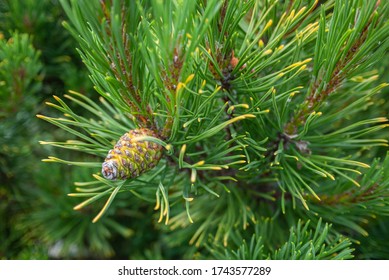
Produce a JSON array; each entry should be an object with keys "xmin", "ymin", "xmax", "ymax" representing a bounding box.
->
[{"xmin": 102, "ymin": 128, "xmax": 163, "ymax": 180}]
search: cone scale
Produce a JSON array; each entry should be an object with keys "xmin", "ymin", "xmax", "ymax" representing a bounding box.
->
[{"xmin": 102, "ymin": 128, "xmax": 162, "ymax": 180}]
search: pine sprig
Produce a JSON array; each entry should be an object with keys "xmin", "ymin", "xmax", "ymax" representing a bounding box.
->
[
  {"xmin": 285, "ymin": 0, "xmax": 389, "ymax": 135},
  {"xmin": 304, "ymin": 152, "xmax": 389, "ymax": 236},
  {"xmin": 208, "ymin": 219, "xmax": 354, "ymax": 260}
]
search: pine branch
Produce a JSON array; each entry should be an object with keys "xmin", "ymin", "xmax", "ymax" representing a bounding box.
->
[
  {"xmin": 208, "ymin": 219, "xmax": 354, "ymax": 260},
  {"xmin": 304, "ymin": 152, "xmax": 389, "ymax": 236},
  {"xmin": 38, "ymin": 0, "xmax": 389, "ymax": 258},
  {"xmin": 284, "ymin": 0, "xmax": 388, "ymax": 135}
]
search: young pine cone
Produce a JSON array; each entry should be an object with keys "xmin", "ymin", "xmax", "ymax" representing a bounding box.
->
[{"xmin": 102, "ymin": 128, "xmax": 162, "ymax": 180}]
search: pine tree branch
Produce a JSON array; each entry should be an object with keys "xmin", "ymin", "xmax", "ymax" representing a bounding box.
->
[{"xmin": 284, "ymin": 0, "xmax": 384, "ymax": 135}]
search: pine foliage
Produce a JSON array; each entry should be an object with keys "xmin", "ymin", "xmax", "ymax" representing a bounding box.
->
[
  {"xmin": 32, "ymin": 0, "xmax": 389, "ymax": 259},
  {"xmin": 208, "ymin": 219, "xmax": 354, "ymax": 260}
]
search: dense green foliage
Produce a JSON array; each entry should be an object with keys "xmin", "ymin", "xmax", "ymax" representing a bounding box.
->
[{"xmin": 1, "ymin": 0, "xmax": 389, "ymax": 259}]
